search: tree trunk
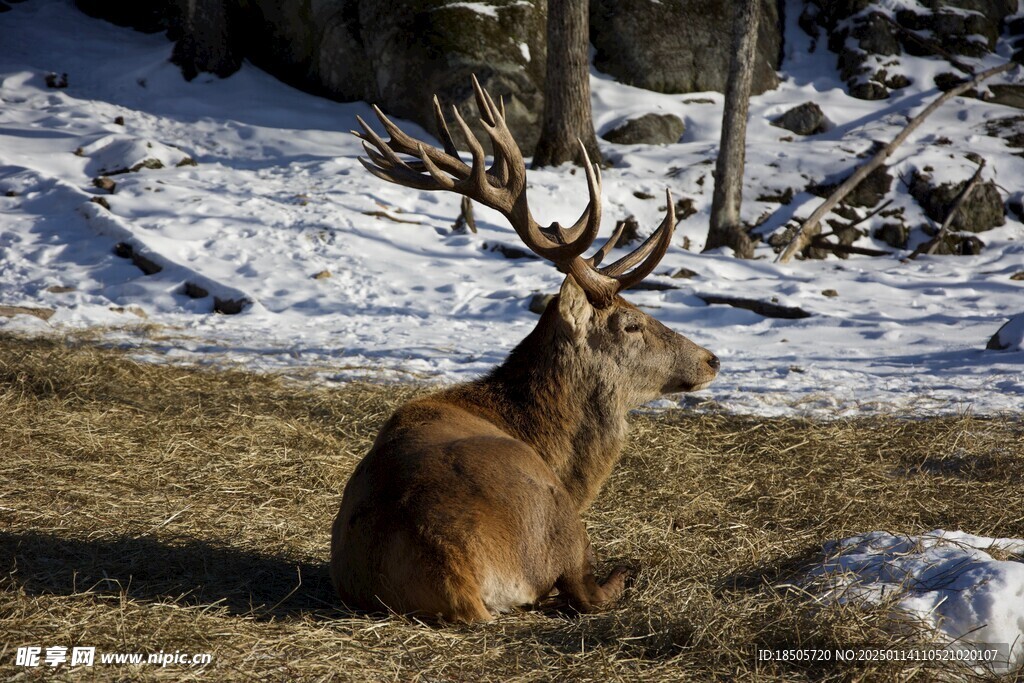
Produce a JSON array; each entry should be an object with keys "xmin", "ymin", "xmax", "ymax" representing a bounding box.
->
[
  {"xmin": 531, "ymin": 0, "xmax": 602, "ymax": 168},
  {"xmin": 171, "ymin": 0, "xmax": 242, "ymax": 81},
  {"xmin": 704, "ymin": 0, "xmax": 761, "ymax": 259}
]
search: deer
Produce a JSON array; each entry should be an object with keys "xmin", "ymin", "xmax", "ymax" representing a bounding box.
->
[{"xmin": 330, "ymin": 76, "xmax": 719, "ymax": 623}]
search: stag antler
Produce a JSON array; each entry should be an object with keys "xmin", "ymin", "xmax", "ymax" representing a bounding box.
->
[{"xmin": 354, "ymin": 75, "xmax": 676, "ymax": 306}]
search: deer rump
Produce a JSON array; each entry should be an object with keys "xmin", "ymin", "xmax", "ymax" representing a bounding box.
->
[
  {"xmin": 329, "ymin": 77, "xmax": 718, "ymax": 623},
  {"xmin": 331, "ymin": 398, "xmax": 606, "ymax": 623}
]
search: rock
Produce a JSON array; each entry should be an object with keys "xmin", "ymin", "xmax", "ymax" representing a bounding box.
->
[
  {"xmin": 875, "ymin": 222, "xmax": 909, "ymax": 249},
  {"xmin": 675, "ymin": 197, "xmax": 697, "ymax": 221},
  {"xmin": 984, "ymin": 116, "xmax": 1024, "ymax": 150},
  {"xmin": 670, "ymin": 267, "xmax": 699, "ymax": 279},
  {"xmin": 1011, "ymin": 271, "xmax": 1024, "ymax": 281},
  {"xmin": 808, "ymin": 165, "xmax": 893, "ymax": 208},
  {"xmin": 92, "ymin": 176, "xmax": 117, "ymax": 193},
  {"xmin": 822, "ymin": 289, "xmax": 839, "ymax": 297},
  {"xmin": 46, "ymin": 285, "xmax": 76, "ymax": 294},
  {"xmin": 615, "ymin": 216, "xmax": 641, "ymax": 245},
  {"xmin": 484, "ymin": 241, "xmax": 537, "ymax": 260},
  {"xmin": 44, "ymin": 72, "xmax": 68, "ymax": 89},
  {"xmin": 213, "ymin": 297, "xmax": 250, "ymax": 315},
  {"xmin": 602, "ymin": 113, "xmax": 685, "ymax": 146},
  {"xmin": 808, "ymin": 0, "xmax": 1016, "ymax": 101},
  {"xmin": 909, "ymin": 171, "xmax": 1006, "ymax": 233},
  {"xmin": 74, "ymin": 0, "xmax": 180, "ymax": 34},
  {"xmin": 590, "ymin": 0, "xmax": 781, "ymax": 95},
  {"xmin": 770, "ymin": 102, "xmax": 827, "ymax": 136},
  {"xmin": 311, "ymin": 270, "xmax": 332, "ymax": 280},
  {"xmin": 248, "ymin": 0, "xmax": 546, "ymax": 151},
  {"xmin": 929, "ymin": 233, "xmax": 985, "ymax": 256},
  {"xmin": 90, "ymin": 196, "xmax": 111, "ymax": 210},
  {"xmin": 113, "ymin": 242, "xmax": 162, "ymax": 275},
  {"xmin": 848, "ymin": 80, "xmax": 889, "ymax": 101},
  {"xmin": 987, "ymin": 84, "xmax": 1024, "ymax": 110},
  {"xmin": 183, "ymin": 282, "xmax": 209, "ymax": 298},
  {"xmin": 528, "ymin": 292, "xmax": 554, "ymax": 315},
  {"xmin": 986, "ymin": 313, "xmax": 1024, "ymax": 351}
]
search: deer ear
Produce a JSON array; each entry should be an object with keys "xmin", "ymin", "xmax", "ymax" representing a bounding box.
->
[{"xmin": 556, "ymin": 275, "xmax": 593, "ymax": 337}]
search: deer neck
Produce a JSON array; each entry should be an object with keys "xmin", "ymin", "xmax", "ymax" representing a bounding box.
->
[{"xmin": 466, "ymin": 327, "xmax": 628, "ymax": 510}]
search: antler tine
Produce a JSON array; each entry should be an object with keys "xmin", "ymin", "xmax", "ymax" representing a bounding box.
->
[
  {"xmin": 356, "ymin": 78, "xmax": 684, "ymax": 306},
  {"xmin": 559, "ymin": 140, "xmax": 603, "ymax": 246},
  {"xmin": 431, "ymin": 95, "xmax": 461, "ymax": 158},
  {"xmin": 358, "ymin": 156, "xmax": 438, "ymax": 191},
  {"xmin": 356, "ymin": 116, "xmax": 414, "ymax": 172},
  {"xmin": 449, "ymin": 103, "xmax": 500, "ymax": 206},
  {"xmin": 471, "ymin": 74, "xmax": 496, "ymax": 126},
  {"xmin": 372, "ymin": 104, "xmax": 470, "ymax": 179},
  {"xmin": 601, "ymin": 190, "xmax": 676, "ymax": 289},
  {"xmin": 586, "ymin": 219, "xmax": 627, "ymax": 269}
]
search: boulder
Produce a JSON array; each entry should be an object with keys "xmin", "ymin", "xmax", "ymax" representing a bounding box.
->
[
  {"xmin": 248, "ymin": 0, "xmax": 547, "ymax": 150},
  {"xmin": 770, "ymin": 102, "xmax": 827, "ymax": 136},
  {"xmin": 808, "ymin": 165, "xmax": 893, "ymax": 208},
  {"xmin": 986, "ymin": 313, "xmax": 1024, "ymax": 351},
  {"xmin": 589, "ymin": 0, "xmax": 781, "ymax": 95},
  {"xmin": 807, "ymin": 0, "xmax": 1017, "ymax": 100},
  {"xmin": 601, "ymin": 113, "xmax": 685, "ymax": 145},
  {"xmin": 909, "ymin": 171, "xmax": 1006, "ymax": 233}
]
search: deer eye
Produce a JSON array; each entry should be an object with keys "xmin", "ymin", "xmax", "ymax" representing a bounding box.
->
[{"xmin": 624, "ymin": 322, "xmax": 643, "ymax": 333}]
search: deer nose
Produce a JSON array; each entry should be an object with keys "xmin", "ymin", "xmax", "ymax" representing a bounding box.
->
[{"xmin": 707, "ymin": 354, "xmax": 720, "ymax": 372}]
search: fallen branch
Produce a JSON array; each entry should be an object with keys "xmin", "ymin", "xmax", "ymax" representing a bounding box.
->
[
  {"xmin": 908, "ymin": 159, "xmax": 986, "ymax": 259},
  {"xmin": 776, "ymin": 60, "xmax": 1016, "ymax": 264},
  {"xmin": 809, "ymin": 237, "xmax": 893, "ymax": 257},
  {"xmin": 696, "ymin": 294, "xmax": 811, "ymax": 319}
]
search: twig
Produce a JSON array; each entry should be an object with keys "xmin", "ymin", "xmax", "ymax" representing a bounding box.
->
[
  {"xmin": 452, "ymin": 196, "xmax": 477, "ymax": 234},
  {"xmin": 776, "ymin": 60, "xmax": 1016, "ymax": 264},
  {"xmin": 907, "ymin": 159, "xmax": 986, "ymax": 259}
]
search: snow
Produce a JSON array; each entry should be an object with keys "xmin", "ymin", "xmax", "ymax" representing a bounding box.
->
[
  {"xmin": 1, "ymin": 0, "xmax": 1021, "ymax": 415},
  {"xmin": 808, "ymin": 530, "xmax": 1024, "ymax": 672},
  {"xmin": 1, "ymin": 0, "xmax": 1023, "ymax": 668}
]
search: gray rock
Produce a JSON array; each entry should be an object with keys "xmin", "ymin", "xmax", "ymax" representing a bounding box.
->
[
  {"xmin": 211, "ymin": 0, "xmax": 547, "ymax": 149},
  {"xmin": 808, "ymin": 0, "xmax": 1016, "ymax": 101},
  {"xmin": 987, "ymin": 313, "xmax": 1023, "ymax": 351},
  {"xmin": 770, "ymin": 102, "xmax": 826, "ymax": 136},
  {"xmin": 909, "ymin": 171, "xmax": 1006, "ymax": 233},
  {"xmin": 874, "ymin": 222, "xmax": 909, "ymax": 249},
  {"xmin": 590, "ymin": 0, "xmax": 781, "ymax": 96},
  {"xmin": 602, "ymin": 113, "xmax": 685, "ymax": 146},
  {"xmin": 808, "ymin": 165, "xmax": 893, "ymax": 208}
]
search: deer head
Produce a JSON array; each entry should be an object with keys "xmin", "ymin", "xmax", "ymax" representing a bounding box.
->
[{"xmin": 354, "ymin": 75, "xmax": 719, "ymax": 407}]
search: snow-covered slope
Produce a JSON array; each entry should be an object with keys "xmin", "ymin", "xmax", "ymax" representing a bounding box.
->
[{"xmin": 1, "ymin": 0, "xmax": 1021, "ymax": 417}]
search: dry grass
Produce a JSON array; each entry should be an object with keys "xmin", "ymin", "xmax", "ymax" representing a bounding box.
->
[{"xmin": 0, "ymin": 333, "xmax": 1021, "ymax": 682}]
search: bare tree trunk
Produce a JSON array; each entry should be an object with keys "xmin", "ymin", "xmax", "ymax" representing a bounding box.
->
[
  {"xmin": 532, "ymin": 0, "xmax": 602, "ymax": 168},
  {"xmin": 171, "ymin": 0, "xmax": 242, "ymax": 81},
  {"xmin": 704, "ymin": 0, "xmax": 761, "ymax": 259}
]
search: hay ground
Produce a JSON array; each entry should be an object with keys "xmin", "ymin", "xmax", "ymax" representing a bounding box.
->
[{"xmin": 0, "ymin": 334, "xmax": 1021, "ymax": 682}]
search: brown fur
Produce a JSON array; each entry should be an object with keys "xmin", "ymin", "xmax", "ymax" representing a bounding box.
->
[{"xmin": 330, "ymin": 276, "xmax": 719, "ymax": 622}]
